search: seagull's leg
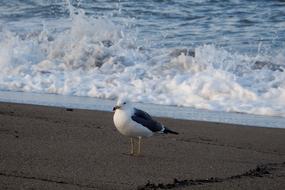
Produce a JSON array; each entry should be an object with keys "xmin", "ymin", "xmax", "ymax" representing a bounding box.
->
[
  {"xmin": 130, "ymin": 138, "xmax": 134, "ymax": 155},
  {"xmin": 137, "ymin": 136, "xmax": 142, "ymax": 155}
]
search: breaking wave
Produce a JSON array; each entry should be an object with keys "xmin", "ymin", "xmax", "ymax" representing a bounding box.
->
[{"xmin": 0, "ymin": 1, "xmax": 285, "ymax": 117}]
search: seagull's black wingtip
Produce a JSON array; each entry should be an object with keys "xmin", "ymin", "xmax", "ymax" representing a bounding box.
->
[{"xmin": 164, "ymin": 128, "xmax": 179, "ymax": 135}]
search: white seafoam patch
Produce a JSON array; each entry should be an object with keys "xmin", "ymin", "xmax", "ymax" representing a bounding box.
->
[{"xmin": 0, "ymin": 8, "xmax": 285, "ymax": 118}]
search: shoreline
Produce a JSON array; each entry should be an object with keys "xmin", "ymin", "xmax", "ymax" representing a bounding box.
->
[
  {"xmin": 1, "ymin": 91, "xmax": 285, "ymax": 129},
  {"xmin": 0, "ymin": 102, "xmax": 284, "ymax": 190}
]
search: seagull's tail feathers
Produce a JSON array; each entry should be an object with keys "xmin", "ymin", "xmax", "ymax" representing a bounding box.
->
[{"xmin": 163, "ymin": 127, "xmax": 179, "ymax": 135}]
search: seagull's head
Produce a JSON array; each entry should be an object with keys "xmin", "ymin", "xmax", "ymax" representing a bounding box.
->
[{"xmin": 113, "ymin": 99, "xmax": 132, "ymax": 111}]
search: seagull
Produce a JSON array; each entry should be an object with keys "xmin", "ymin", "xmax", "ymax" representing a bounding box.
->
[{"xmin": 113, "ymin": 99, "xmax": 178, "ymax": 156}]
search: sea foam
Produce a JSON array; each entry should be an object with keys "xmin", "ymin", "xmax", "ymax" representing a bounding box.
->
[{"xmin": 0, "ymin": 4, "xmax": 284, "ymax": 117}]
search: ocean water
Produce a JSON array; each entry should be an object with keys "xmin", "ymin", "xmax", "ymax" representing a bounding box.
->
[
  {"xmin": 0, "ymin": 0, "xmax": 285, "ymax": 118},
  {"xmin": 1, "ymin": 91, "xmax": 285, "ymax": 128}
]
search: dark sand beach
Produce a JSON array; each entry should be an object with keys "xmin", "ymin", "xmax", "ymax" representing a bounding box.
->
[{"xmin": 0, "ymin": 102, "xmax": 284, "ymax": 190}]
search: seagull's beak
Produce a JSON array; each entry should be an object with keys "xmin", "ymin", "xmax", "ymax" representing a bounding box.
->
[{"xmin": 113, "ymin": 105, "xmax": 121, "ymax": 111}]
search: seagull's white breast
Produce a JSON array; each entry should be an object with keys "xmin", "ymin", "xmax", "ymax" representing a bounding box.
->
[{"xmin": 113, "ymin": 108, "xmax": 153, "ymax": 138}]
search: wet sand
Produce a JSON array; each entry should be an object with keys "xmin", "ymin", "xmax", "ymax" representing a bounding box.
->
[{"xmin": 0, "ymin": 102, "xmax": 284, "ymax": 190}]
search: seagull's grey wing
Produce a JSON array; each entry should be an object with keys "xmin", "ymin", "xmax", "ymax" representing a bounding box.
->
[
  {"xmin": 131, "ymin": 108, "xmax": 164, "ymax": 132},
  {"xmin": 133, "ymin": 108, "xmax": 153, "ymax": 120}
]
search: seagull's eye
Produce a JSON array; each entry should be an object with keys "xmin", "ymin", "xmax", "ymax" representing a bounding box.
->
[{"xmin": 123, "ymin": 102, "xmax": 126, "ymax": 105}]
